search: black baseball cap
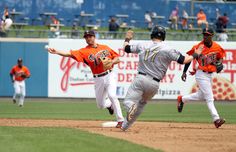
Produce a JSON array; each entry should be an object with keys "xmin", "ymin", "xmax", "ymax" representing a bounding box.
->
[
  {"xmin": 83, "ymin": 30, "xmax": 95, "ymax": 38},
  {"xmin": 202, "ymin": 28, "xmax": 214, "ymax": 36},
  {"xmin": 17, "ymin": 58, "xmax": 23, "ymax": 62}
]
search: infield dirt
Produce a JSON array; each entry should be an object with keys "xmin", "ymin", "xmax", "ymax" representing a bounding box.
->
[{"xmin": 0, "ymin": 118, "xmax": 235, "ymax": 152}]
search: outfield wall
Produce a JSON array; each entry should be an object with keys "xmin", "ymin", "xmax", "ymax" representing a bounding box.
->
[
  {"xmin": 48, "ymin": 39, "xmax": 236, "ymax": 100},
  {"xmin": 0, "ymin": 40, "xmax": 48, "ymax": 97},
  {"xmin": 0, "ymin": 39, "xmax": 235, "ymax": 100}
]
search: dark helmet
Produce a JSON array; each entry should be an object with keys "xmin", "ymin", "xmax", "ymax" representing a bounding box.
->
[
  {"xmin": 83, "ymin": 30, "xmax": 95, "ymax": 38},
  {"xmin": 202, "ymin": 28, "xmax": 214, "ymax": 36},
  {"xmin": 150, "ymin": 25, "xmax": 166, "ymax": 41}
]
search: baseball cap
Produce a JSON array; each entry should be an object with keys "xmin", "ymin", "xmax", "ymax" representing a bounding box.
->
[
  {"xmin": 202, "ymin": 28, "xmax": 214, "ymax": 36},
  {"xmin": 17, "ymin": 58, "xmax": 23, "ymax": 62},
  {"xmin": 83, "ymin": 30, "xmax": 95, "ymax": 38}
]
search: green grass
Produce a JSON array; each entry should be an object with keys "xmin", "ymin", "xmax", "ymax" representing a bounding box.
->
[
  {"xmin": 0, "ymin": 127, "xmax": 160, "ymax": 152},
  {"xmin": 0, "ymin": 98, "xmax": 235, "ymax": 124},
  {"xmin": 0, "ymin": 98, "xmax": 235, "ymax": 152}
]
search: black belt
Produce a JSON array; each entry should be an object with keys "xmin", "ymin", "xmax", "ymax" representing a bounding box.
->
[
  {"xmin": 202, "ymin": 70, "xmax": 213, "ymax": 74},
  {"xmin": 138, "ymin": 72, "xmax": 160, "ymax": 82},
  {"xmin": 93, "ymin": 70, "xmax": 112, "ymax": 78}
]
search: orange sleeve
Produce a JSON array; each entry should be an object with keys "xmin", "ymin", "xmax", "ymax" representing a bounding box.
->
[
  {"xmin": 70, "ymin": 49, "xmax": 84, "ymax": 63},
  {"xmin": 10, "ymin": 66, "xmax": 15, "ymax": 75},
  {"xmin": 109, "ymin": 48, "xmax": 119, "ymax": 59},
  {"xmin": 24, "ymin": 67, "xmax": 31, "ymax": 77},
  {"xmin": 218, "ymin": 47, "xmax": 226, "ymax": 59},
  {"xmin": 186, "ymin": 46, "xmax": 195, "ymax": 55}
]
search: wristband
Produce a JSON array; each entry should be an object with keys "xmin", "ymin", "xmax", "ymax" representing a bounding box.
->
[{"xmin": 192, "ymin": 53, "xmax": 199, "ymax": 59}]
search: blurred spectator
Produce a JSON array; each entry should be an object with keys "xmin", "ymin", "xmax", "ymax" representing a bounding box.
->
[
  {"xmin": 218, "ymin": 13, "xmax": 229, "ymax": 28},
  {"xmin": 109, "ymin": 17, "xmax": 119, "ymax": 38},
  {"xmin": 71, "ymin": 23, "xmax": 79, "ymax": 38},
  {"xmin": 217, "ymin": 29, "xmax": 228, "ymax": 42},
  {"xmin": 49, "ymin": 16, "xmax": 60, "ymax": 38},
  {"xmin": 144, "ymin": 11, "xmax": 152, "ymax": 30},
  {"xmin": 215, "ymin": 8, "xmax": 221, "ymax": 20},
  {"xmin": 2, "ymin": 15, "xmax": 13, "ymax": 31},
  {"xmin": 181, "ymin": 10, "xmax": 189, "ymax": 30},
  {"xmin": 197, "ymin": 9, "xmax": 208, "ymax": 28},
  {"xmin": 1, "ymin": 6, "xmax": 12, "ymax": 31},
  {"xmin": 215, "ymin": 13, "xmax": 229, "ymax": 33},
  {"xmin": 2, "ymin": 6, "xmax": 9, "ymax": 21},
  {"xmin": 169, "ymin": 7, "xmax": 179, "ymax": 30}
]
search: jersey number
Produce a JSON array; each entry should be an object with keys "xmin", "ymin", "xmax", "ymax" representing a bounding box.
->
[{"xmin": 144, "ymin": 49, "xmax": 159, "ymax": 62}]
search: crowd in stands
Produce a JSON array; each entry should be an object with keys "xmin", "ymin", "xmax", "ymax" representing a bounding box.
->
[
  {"xmin": 144, "ymin": 6, "xmax": 230, "ymax": 41},
  {"xmin": 0, "ymin": 4, "xmax": 234, "ymax": 41}
]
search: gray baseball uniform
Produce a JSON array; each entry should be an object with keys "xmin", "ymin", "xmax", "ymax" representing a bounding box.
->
[{"xmin": 122, "ymin": 41, "xmax": 182, "ymax": 130}]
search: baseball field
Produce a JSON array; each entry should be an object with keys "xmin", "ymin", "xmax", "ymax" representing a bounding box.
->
[{"xmin": 0, "ymin": 98, "xmax": 236, "ymax": 152}]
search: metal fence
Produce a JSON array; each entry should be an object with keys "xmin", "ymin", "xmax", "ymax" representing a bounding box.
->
[{"xmin": 1, "ymin": 29, "xmax": 236, "ymax": 41}]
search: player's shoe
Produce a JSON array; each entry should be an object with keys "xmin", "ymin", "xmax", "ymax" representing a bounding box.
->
[
  {"xmin": 127, "ymin": 104, "xmax": 137, "ymax": 122},
  {"xmin": 177, "ymin": 95, "xmax": 184, "ymax": 113},
  {"xmin": 13, "ymin": 99, "xmax": 16, "ymax": 104},
  {"xmin": 116, "ymin": 121, "xmax": 123, "ymax": 128},
  {"xmin": 107, "ymin": 106, "xmax": 114, "ymax": 115},
  {"xmin": 214, "ymin": 118, "xmax": 225, "ymax": 128},
  {"xmin": 19, "ymin": 104, "xmax": 23, "ymax": 107}
]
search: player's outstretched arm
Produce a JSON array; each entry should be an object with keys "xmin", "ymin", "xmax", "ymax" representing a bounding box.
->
[
  {"xmin": 182, "ymin": 44, "xmax": 203, "ymax": 64},
  {"xmin": 47, "ymin": 48, "xmax": 72, "ymax": 57},
  {"xmin": 123, "ymin": 30, "xmax": 134, "ymax": 53}
]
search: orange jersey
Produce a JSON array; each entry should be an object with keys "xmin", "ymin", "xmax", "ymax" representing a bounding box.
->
[
  {"xmin": 70, "ymin": 44, "xmax": 119, "ymax": 74},
  {"xmin": 10, "ymin": 65, "xmax": 30, "ymax": 81},
  {"xmin": 197, "ymin": 12, "xmax": 207, "ymax": 21},
  {"xmin": 187, "ymin": 41, "xmax": 225, "ymax": 72}
]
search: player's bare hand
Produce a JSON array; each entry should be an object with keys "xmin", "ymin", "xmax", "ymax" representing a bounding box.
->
[
  {"xmin": 189, "ymin": 68, "xmax": 196, "ymax": 76},
  {"xmin": 195, "ymin": 44, "xmax": 204, "ymax": 55},
  {"xmin": 47, "ymin": 48, "xmax": 58, "ymax": 54},
  {"xmin": 181, "ymin": 72, "xmax": 187, "ymax": 82},
  {"xmin": 125, "ymin": 30, "xmax": 134, "ymax": 41}
]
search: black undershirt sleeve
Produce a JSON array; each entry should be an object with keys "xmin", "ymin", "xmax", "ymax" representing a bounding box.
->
[
  {"xmin": 124, "ymin": 45, "xmax": 131, "ymax": 53},
  {"xmin": 177, "ymin": 54, "xmax": 185, "ymax": 64},
  {"xmin": 183, "ymin": 62, "xmax": 191, "ymax": 73}
]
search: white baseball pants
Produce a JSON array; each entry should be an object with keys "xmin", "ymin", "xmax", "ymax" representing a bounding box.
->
[
  {"xmin": 94, "ymin": 71, "xmax": 124, "ymax": 122},
  {"xmin": 13, "ymin": 80, "xmax": 26, "ymax": 106},
  {"xmin": 182, "ymin": 70, "xmax": 220, "ymax": 121}
]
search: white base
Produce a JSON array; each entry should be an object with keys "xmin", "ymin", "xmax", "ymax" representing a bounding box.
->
[{"xmin": 101, "ymin": 121, "xmax": 117, "ymax": 128}]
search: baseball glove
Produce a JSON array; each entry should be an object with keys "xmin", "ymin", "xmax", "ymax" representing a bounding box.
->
[
  {"xmin": 21, "ymin": 73, "xmax": 27, "ymax": 78},
  {"xmin": 100, "ymin": 57, "xmax": 113, "ymax": 70},
  {"xmin": 125, "ymin": 30, "xmax": 134, "ymax": 41},
  {"xmin": 214, "ymin": 61, "xmax": 224, "ymax": 73}
]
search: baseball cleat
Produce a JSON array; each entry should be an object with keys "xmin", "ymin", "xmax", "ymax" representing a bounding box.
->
[
  {"xmin": 214, "ymin": 118, "xmax": 225, "ymax": 128},
  {"xmin": 13, "ymin": 99, "xmax": 16, "ymax": 104},
  {"xmin": 127, "ymin": 104, "xmax": 137, "ymax": 122},
  {"xmin": 107, "ymin": 106, "xmax": 114, "ymax": 115},
  {"xmin": 177, "ymin": 95, "xmax": 184, "ymax": 113},
  {"xmin": 116, "ymin": 121, "xmax": 123, "ymax": 128}
]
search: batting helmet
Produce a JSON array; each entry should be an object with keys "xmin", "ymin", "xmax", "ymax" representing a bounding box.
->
[{"xmin": 150, "ymin": 25, "xmax": 166, "ymax": 41}]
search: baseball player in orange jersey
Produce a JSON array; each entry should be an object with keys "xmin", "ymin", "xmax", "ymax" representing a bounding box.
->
[
  {"xmin": 177, "ymin": 28, "xmax": 226, "ymax": 128},
  {"xmin": 10, "ymin": 58, "xmax": 31, "ymax": 107},
  {"xmin": 47, "ymin": 30, "xmax": 124, "ymax": 128}
]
